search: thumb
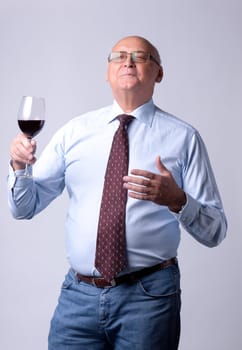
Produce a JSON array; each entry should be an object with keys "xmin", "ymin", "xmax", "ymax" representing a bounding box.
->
[
  {"xmin": 155, "ymin": 156, "xmax": 168, "ymax": 174},
  {"xmin": 30, "ymin": 139, "xmax": 36, "ymax": 147}
]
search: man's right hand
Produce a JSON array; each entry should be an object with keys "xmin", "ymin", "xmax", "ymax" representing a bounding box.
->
[{"xmin": 10, "ymin": 133, "xmax": 37, "ymax": 170}]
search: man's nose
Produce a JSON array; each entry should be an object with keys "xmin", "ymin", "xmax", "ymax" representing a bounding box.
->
[{"xmin": 124, "ymin": 54, "xmax": 136, "ymax": 67}]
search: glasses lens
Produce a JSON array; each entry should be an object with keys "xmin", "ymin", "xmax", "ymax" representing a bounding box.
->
[
  {"xmin": 109, "ymin": 52, "xmax": 125, "ymax": 62},
  {"xmin": 133, "ymin": 51, "xmax": 148, "ymax": 62}
]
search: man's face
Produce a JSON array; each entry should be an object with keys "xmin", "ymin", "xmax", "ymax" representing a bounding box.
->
[{"xmin": 106, "ymin": 37, "xmax": 163, "ymax": 99}]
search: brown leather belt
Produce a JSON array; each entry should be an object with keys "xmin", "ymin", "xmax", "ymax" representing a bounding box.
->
[{"xmin": 75, "ymin": 257, "xmax": 177, "ymax": 288}]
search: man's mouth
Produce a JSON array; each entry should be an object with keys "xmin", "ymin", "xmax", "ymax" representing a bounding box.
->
[{"xmin": 119, "ymin": 71, "xmax": 136, "ymax": 77}]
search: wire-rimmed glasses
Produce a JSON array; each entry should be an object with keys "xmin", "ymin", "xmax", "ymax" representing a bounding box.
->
[{"xmin": 108, "ymin": 51, "xmax": 161, "ymax": 66}]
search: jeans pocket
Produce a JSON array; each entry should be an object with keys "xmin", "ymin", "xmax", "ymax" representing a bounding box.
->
[
  {"xmin": 138, "ymin": 265, "xmax": 181, "ymax": 298},
  {"xmin": 61, "ymin": 269, "xmax": 75, "ymax": 290}
]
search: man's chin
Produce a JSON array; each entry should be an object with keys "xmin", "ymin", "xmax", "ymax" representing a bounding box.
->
[{"xmin": 119, "ymin": 78, "xmax": 139, "ymax": 90}]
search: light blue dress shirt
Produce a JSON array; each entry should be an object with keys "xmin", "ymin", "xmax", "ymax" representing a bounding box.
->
[{"xmin": 8, "ymin": 99, "xmax": 227, "ymax": 275}]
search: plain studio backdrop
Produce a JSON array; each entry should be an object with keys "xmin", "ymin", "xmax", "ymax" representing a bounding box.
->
[{"xmin": 0, "ymin": 0, "xmax": 241, "ymax": 349}]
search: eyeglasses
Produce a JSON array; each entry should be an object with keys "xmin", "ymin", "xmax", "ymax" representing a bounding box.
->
[{"xmin": 108, "ymin": 51, "xmax": 161, "ymax": 67}]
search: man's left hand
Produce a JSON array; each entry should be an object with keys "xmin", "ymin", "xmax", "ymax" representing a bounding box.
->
[{"xmin": 123, "ymin": 156, "xmax": 186, "ymax": 213}]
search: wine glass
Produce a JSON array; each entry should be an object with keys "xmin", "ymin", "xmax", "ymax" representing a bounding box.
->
[{"xmin": 17, "ymin": 96, "xmax": 45, "ymax": 177}]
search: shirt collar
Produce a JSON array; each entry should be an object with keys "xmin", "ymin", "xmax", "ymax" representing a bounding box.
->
[{"xmin": 108, "ymin": 99, "xmax": 155, "ymax": 127}]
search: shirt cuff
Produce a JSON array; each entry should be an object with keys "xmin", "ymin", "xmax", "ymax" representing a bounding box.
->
[
  {"xmin": 172, "ymin": 193, "xmax": 200, "ymax": 226},
  {"xmin": 8, "ymin": 161, "xmax": 33, "ymax": 189}
]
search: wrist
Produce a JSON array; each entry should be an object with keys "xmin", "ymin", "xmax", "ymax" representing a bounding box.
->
[
  {"xmin": 10, "ymin": 159, "xmax": 26, "ymax": 171},
  {"xmin": 169, "ymin": 192, "xmax": 187, "ymax": 213}
]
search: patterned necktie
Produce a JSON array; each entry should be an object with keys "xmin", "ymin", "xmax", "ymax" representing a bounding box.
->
[{"xmin": 95, "ymin": 114, "xmax": 134, "ymax": 282}]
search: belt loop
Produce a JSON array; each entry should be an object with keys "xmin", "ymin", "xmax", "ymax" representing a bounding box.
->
[
  {"xmin": 110, "ymin": 279, "xmax": 117, "ymax": 287},
  {"xmin": 91, "ymin": 277, "xmax": 97, "ymax": 287}
]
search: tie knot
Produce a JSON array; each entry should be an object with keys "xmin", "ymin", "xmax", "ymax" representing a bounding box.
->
[{"xmin": 117, "ymin": 114, "xmax": 134, "ymax": 127}]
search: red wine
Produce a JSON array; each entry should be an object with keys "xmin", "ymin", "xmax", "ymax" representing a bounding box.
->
[{"xmin": 18, "ymin": 120, "xmax": 45, "ymax": 137}]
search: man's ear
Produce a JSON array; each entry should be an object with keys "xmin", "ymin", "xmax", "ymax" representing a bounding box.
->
[{"xmin": 156, "ymin": 66, "xmax": 163, "ymax": 83}]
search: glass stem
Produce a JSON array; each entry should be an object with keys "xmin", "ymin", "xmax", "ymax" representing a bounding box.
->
[{"xmin": 24, "ymin": 136, "xmax": 32, "ymax": 177}]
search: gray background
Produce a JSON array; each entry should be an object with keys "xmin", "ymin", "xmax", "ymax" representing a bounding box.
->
[{"xmin": 0, "ymin": 0, "xmax": 241, "ymax": 349}]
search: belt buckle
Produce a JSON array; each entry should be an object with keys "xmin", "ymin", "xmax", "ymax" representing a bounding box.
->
[{"xmin": 91, "ymin": 277, "xmax": 116, "ymax": 288}]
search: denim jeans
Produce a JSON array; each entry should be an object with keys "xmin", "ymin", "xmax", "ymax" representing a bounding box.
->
[{"xmin": 48, "ymin": 264, "xmax": 181, "ymax": 350}]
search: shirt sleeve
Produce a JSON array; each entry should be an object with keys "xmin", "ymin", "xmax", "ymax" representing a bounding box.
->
[
  {"xmin": 173, "ymin": 131, "xmax": 227, "ymax": 247},
  {"xmin": 7, "ymin": 130, "xmax": 66, "ymax": 219}
]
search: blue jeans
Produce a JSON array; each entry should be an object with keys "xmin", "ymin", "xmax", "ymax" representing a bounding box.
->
[{"xmin": 48, "ymin": 264, "xmax": 181, "ymax": 350}]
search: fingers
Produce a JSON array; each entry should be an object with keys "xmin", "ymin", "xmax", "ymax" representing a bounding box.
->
[
  {"xmin": 123, "ymin": 174, "xmax": 160, "ymax": 202},
  {"xmin": 10, "ymin": 133, "xmax": 37, "ymax": 169},
  {"xmin": 126, "ymin": 190, "xmax": 150, "ymax": 201},
  {"xmin": 123, "ymin": 171, "xmax": 158, "ymax": 202},
  {"xmin": 128, "ymin": 168, "xmax": 156, "ymax": 180},
  {"xmin": 123, "ymin": 177, "xmax": 151, "ymax": 194},
  {"xmin": 124, "ymin": 174, "xmax": 152, "ymax": 186}
]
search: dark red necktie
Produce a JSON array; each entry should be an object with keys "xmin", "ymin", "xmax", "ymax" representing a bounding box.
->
[{"xmin": 95, "ymin": 114, "xmax": 134, "ymax": 282}]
